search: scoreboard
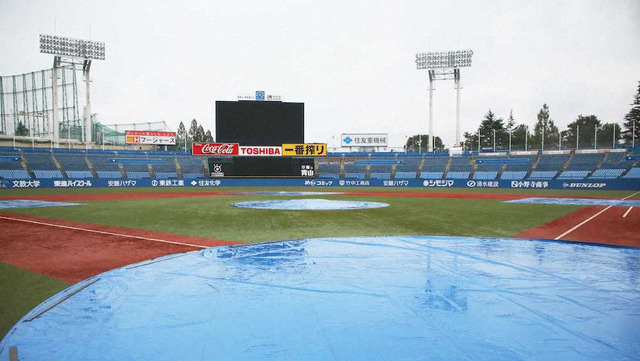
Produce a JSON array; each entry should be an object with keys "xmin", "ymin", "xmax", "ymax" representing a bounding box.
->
[{"xmin": 208, "ymin": 157, "xmax": 315, "ymax": 178}]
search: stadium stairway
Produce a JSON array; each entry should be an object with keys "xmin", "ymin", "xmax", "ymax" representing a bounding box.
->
[
  {"xmin": 50, "ymin": 153, "xmax": 68, "ymax": 179},
  {"xmin": 19, "ymin": 153, "xmax": 35, "ymax": 179},
  {"xmin": 497, "ymin": 163, "xmax": 507, "ymax": 179},
  {"xmin": 416, "ymin": 156, "xmax": 425, "ymax": 178},
  {"xmin": 524, "ymin": 154, "xmax": 541, "ymax": 179},
  {"xmin": 442, "ymin": 157, "xmax": 453, "ymax": 178},
  {"xmin": 86, "ymin": 156, "xmax": 99, "ymax": 179},
  {"xmin": 469, "ymin": 160, "xmax": 479, "ymax": 179},
  {"xmin": 148, "ymin": 164, "xmax": 155, "ymax": 179},
  {"xmin": 118, "ymin": 163, "xmax": 127, "ymax": 179},
  {"xmin": 174, "ymin": 157, "xmax": 183, "ymax": 179}
]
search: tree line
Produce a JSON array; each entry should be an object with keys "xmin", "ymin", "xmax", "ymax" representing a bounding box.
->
[
  {"xmin": 173, "ymin": 119, "xmax": 214, "ymax": 150},
  {"xmin": 462, "ymin": 81, "xmax": 640, "ymax": 152}
]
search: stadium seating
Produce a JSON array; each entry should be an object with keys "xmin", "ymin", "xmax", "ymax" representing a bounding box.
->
[
  {"xmin": 23, "ymin": 152, "xmax": 63, "ymax": 178},
  {"xmin": 557, "ymin": 170, "xmax": 590, "ymax": 180},
  {"xmin": 589, "ymin": 169, "xmax": 625, "ymax": 179},
  {"xmin": 566, "ymin": 153, "xmax": 603, "ymax": 172},
  {"xmin": 623, "ymin": 168, "xmax": 640, "ymax": 179},
  {"xmin": 317, "ymin": 159, "xmax": 341, "ymax": 179},
  {"xmin": 343, "ymin": 162, "xmax": 367, "ymax": 179},
  {"xmin": 529, "ymin": 171, "xmax": 558, "ymax": 180},
  {"xmin": 0, "ymin": 147, "xmax": 637, "ymax": 183},
  {"xmin": 177, "ymin": 155, "xmax": 207, "ymax": 179},
  {"xmin": 89, "ymin": 152, "xmax": 124, "ymax": 178}
]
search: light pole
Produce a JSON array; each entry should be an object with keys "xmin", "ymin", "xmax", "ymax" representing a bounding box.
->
[
  {"xmin": 542, "ymin": 125, "xmax": 545, "ymax": 152},
  {"xmin": 492, "ymin": 129, "xmax": 496, "ymax": 152},
  {"xmin": 525, "ymin": 127, "xmax": 528, "ymax": 151},
  {"xmin": 508, "ymin": 128, "xmax": 512, "ymax": 153},
  {"xmin": 477, "ymin": 130, "xmax": 481, "ymax": 153},
  {"xmin": 594, "ymin": 125, "xmax": 598, "ymax": 150},
  {"xmin": 612, "ymin": 124, "xmax": 616, "ymax": 149},
  {"xmin": 416, "ymin": 50, "xmax": 473, "ymax": 152},
  {"xmin": 576, "ymin": 125, "xmax": 580, "ymax": 150}
]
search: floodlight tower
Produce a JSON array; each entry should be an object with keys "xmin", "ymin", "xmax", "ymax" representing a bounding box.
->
[
  {"xmin": 40, "ymin": 34, "xmax": 105, "ymax": 148},
  {"xmin": 416, "ymin": 50, "xmax": 473, "ymax": 151}
]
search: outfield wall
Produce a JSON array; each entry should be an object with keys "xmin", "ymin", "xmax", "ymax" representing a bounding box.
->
[{"xmin": 1, "ymin": 178, "xmax": 639, "ymax": 190}]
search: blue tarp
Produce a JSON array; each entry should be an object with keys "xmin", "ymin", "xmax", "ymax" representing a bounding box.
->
[
  {"xmin": 231, "ymin": 198, "xmax": 390, "ymax": 210},
  {"xmin": 2, "ymin": 236, "xmax": 639, "ymax": 360},
  {"xmin": 506, "ymin": 197, "xmax": 640, "ymax": 207},
  {"xmin": 0, "ymin": 200, "xmax": 83, "ymax": 209}
]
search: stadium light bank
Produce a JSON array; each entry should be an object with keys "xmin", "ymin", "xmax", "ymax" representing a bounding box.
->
[
  {"xmin": 39, "ymin": 34, "xmax": 105, "ymax": 148},
  {"xmin": 415, "ymin": 50, "xmax": 473, "ymax": 152}
]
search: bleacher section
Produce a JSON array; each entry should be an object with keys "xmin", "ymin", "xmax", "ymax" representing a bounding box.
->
[
  {"xmin": 1, "ymin": 147, "xmax": 638, "ymax": 183},
  {"xmin": 316, "ymin": 159, "xmax": 341, "ymax": 179},
  {"xmin": 152, "ymin": 157, "xmax": 179, "ymax": 179},
  {"xmin": 55, "ymin": 152, "xmax": 93, "ymax": 179},
  {"xmin": 394, "ymin": 156, "xmax": 421, "ymax": 179},
  {"xmin": 177, "ymin": 155, "xmax": 207, "ymax": 179},
  {"xmin": 420, "ymin": 156, "xmax": 448, "ymax": 179},
  {"xmin": 0, "ymin": 152, "xmax": 30, "ymax": 179},
  {"xmin": 447, "ymin": 156, "xmax": 473, "ymax": 179},
  {"xmin": 367, "ymin": 158, "xmax": 396, "ymax": 180},
  {"xmin": 343, "ymin": 162, "xmax": 367, "ymax": 180},
  {"xmin": 623, "ymin": 168, "xmax": 640, "ymax": 179},
  {"xmin": 23, "ymin": 152, "xmax": 62, "ymax": 179},
  {"xmin": 88, "ymin": 152, "xmax": 124, "ymax": 179},
  {"xmin": 530, "ymin": 154, "xmax": 568, "ymax": 180}
]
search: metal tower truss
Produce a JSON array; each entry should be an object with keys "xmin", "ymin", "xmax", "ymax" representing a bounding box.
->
[{"xmin": 0, "ymin": 67, "xmax": 81, "ymax": 140}]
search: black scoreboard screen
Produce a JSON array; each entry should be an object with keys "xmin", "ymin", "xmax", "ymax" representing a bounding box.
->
[
  {"xmin": 208, "ymin": 157, "xmax": 315, "ymax": 178},
  {"xmin": 216, "ymin": 101, "xmax": 304, "ymax": 146}
]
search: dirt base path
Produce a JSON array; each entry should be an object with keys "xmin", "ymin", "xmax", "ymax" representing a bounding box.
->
[
  {"xmin": 0, "ymin": 212, "xmax": 240, "ymax": 283},
  {"xmin": 515, "ymin": 206, "xmax": 640, "ymax": 247}
]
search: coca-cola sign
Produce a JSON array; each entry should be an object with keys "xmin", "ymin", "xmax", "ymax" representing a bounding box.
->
[{"xmin": 192, "ymin": 143, "xmax": 239, "ymax": 156}]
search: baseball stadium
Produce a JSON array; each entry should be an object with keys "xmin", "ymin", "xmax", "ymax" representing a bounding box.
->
[{"xmin": 1, "ymin": 2, "xmax": 640, "ymax": 361}]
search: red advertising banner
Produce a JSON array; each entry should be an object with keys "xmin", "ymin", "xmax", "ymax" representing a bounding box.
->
[
  {"xmin": 125, "ymin": 131, "xmax": 176, "ymax": 145},
  {"xmin": 125, "ymin": 131, "xmax": 176, "ymax": 137},
  {"xmin": 192, "ymin": 143, "xmax": 239, "ymax": 156}
]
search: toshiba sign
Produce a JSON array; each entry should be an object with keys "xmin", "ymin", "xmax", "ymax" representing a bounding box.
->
[
  {"xmin": 192, "ymin": 143, "xmax": 239, "ymax": 156},
  {"xmin": 192, "ymin": 143, "xmax": 283, "ymax": 156},
  {"xmin": 238, "ymin": 146, "xmax": 282, "ymax": 156}
]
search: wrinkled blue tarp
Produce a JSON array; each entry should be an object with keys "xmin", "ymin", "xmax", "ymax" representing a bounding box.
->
[
  {"xmin": 0, "ymin": 200, "xmax": 82, "ymax": 209},
  {"xmin": 1, "ymin": 236, "xmax": 639, "ymax": 361},
  {"xmin": 506, "ymin": 197, "xmax": 640, "ymax": 207},
  {"xmin": 232, "ymin": 198, "xmax": 390, "ymax": 210}
]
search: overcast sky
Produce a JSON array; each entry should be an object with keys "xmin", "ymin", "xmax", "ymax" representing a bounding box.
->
[{"xmin": 1, "ymin": 0, "xmax": 639, "ymax": 149}]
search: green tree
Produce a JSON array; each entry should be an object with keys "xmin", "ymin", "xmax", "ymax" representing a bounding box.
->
[
  {"xmin": 623, "ymin": 81, "xmax": 640, "ymax": 146},
  {"xmin": 196, "ymin": 125, "xmax": 206, "ymax": 142},
  {"xmin": 596, "ymin": 122, "xmax": 622, "ymax": 149},
  {"xmin": 174, "ymin": 121, "xmax": 187, "ymax": 150},
  {"xmin": 188, "ymin": 119, "xmax": 199, "ymax": 145},
  {"xmin": 477, "ymin": 110, "xmax": 507, "ymax": 150},
  {"xmin": 15, "ymin": 121, "xmax": 29, "ymax": 136},
  {"xmin": 511, "ymin": 124, "xmax": 529, "ymax": 151},
  {"xmin": 563, "ymin": 115, "xmax": 601, "ymax": 149},
  {"xmin": 404, "ymin": 134, "xmax": 443, "ymax": 152},
  {"xmin": 531, "ymin": 104, "xmax": 559, "ymax": 150}
]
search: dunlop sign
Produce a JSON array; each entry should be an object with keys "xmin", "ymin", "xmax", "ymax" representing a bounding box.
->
[{"xmin": 282, "ymin": 143, "xmax": 327, "ymax": 157}]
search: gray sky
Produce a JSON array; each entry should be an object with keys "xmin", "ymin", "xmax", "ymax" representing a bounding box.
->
[{"xmin": 1, "ymin": 0, "xmax": 639, "ymax": 149}]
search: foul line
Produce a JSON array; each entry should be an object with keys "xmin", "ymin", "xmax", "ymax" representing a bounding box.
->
[
  {"xmin": 554, "ymin": 190, "xmax": 640, "ymax": 240},
  {"xmin": 0, "ymin": 215, "xmax": 207, "ymax": 249},
  {"xmin": 622, "ymin": 206, "xmax": 633, "ymax": 218}
]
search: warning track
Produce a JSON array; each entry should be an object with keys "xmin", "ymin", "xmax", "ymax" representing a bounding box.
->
[{"xmin": 0, "ymin": 212, "xmax": 240, "ymax": 283}]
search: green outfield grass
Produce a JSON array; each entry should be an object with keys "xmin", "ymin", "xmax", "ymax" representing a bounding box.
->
[
  {"xmin": 5, "ymin": 193, "xmax": 582, "ymax": 242},
  {"xmin": 0, "ymin": 263, "xmax": 71, "ymax": 338}
]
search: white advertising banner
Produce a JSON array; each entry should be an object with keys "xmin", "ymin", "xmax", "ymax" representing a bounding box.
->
[{"xmin": 341, "ymin": 133, "xmax": 388, "ymax": 147}]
